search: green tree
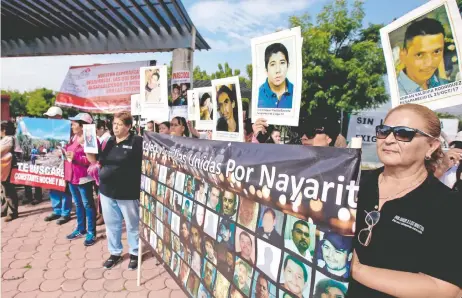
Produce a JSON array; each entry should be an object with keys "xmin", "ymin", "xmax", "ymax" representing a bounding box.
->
[
  {"xmin": 290, "ymin": 0, "xmax": 387, "ymax": 113},
  {"xmin": 210, "ymin": 63, "xmax": 241, "ymax": 79},
  {"xmin": 1, "ymin": 90, "xmax": 28, "ymax": 116},
  {"xmin": 193, "ymin": 66, "xmax": 211, "ymax": 81},
  {"xmin": 26, "ymin": 88, "xmax": 55, "ymax": 116}
]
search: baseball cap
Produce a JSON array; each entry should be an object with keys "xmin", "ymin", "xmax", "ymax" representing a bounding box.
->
[
  {"xmin": 69, "ymin": 113, "xmax": 93, "ymax": 124},
  {"xmin": 43, "ymin": 106, "xmax": 63, "ymax": 117}
]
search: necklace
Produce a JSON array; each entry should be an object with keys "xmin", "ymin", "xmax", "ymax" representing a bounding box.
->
[{"xmin": 379, "ymin": 172, "xmax": 427, "ymax": 201}]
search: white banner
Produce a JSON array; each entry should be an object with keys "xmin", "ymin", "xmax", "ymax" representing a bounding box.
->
[{"xmin": 56, "ymin": 61, "xmax": 150, "ymax": 113}]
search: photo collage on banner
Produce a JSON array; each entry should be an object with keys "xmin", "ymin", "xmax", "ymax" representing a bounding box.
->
[
  {"xmin": 380, "ymin": 0, "xmax": 462, "ymax": 110},
  {"xmin": 251, "ymin": 27, "xmax": 303, "ymax": 126},
  {"xmin": 139, "ymin": 133, "xmax": 358, "ymax": 298},
  {"xmin": 194, "ymin": 87, "xmax": 215, "ymax": 131},
  {"xmin": 140, "ymin": 65, "xmax": 169, "ymax": 122},
  {"xmin": 212, "ymin": 77, "xmax": 244, "ymax": 142}
]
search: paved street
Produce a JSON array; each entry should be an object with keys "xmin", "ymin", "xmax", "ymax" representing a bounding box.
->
[{"xmin": 1, "ymin": 196, "xmax": 187, "ymax": 298}]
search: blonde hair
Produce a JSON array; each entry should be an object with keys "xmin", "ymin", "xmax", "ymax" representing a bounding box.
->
[{"xmin": 385, "ymin": 104, "xmax": 443, "ymax": 173}]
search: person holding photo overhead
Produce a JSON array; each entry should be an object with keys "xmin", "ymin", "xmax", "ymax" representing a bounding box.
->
[
  {"xmin": 216, "ymin": 85, "xmax": 239, "ymax": 133},
  {"xmin": 258, "ymin": 43, "xmax": 294, "ymax": 109},
  {"xmin": 397, "ymin": 18, "xmax": 451, "ymax": 96}
]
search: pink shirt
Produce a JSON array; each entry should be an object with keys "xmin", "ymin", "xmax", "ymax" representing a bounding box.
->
[{"xmin": 64, "ymin": 136, "xmax": 92, "ymax": 185}]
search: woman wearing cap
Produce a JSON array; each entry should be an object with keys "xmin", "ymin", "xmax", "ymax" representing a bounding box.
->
[
  {"xmin": 348, "ymin": 104, "xmax": 461, "ymax": 297},
  {"xmin": 64, "ymin": 113, "xmax": 98, "ymax": 246}
]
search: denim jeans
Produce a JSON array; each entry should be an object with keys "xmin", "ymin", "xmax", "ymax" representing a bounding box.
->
[
  {"xmin": 69, "ymin": 182, "xmax": 96, "ymax": 235},
  {"xmin": 49, "ymin": 189, "xmax": 72, "ymax": 217},
  {"xmin": 100, "ymin": 193, "xmax": 139, "ymax": 256}
]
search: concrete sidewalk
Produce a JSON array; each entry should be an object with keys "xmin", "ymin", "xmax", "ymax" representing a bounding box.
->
[{"xmin": 1, "ymin": 199, "xmax": 187, "ymax": 298}]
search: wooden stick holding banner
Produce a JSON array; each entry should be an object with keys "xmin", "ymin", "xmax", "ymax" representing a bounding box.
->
[{"xmin": 137, "ymin": 204, "xmax": 143, "ymax": 287}]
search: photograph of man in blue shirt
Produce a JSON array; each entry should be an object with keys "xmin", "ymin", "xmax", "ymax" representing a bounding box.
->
[
  {"xmin": 397, "ymin": 17, "xmax": 452, "ymax": 96},
  {"xmin": 258, "ymin": 42, "xmax": 294, "ymax": 109}
]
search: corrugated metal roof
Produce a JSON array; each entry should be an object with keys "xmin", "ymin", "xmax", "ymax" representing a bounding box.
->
[{"xmin": 1, "ymin": 0, "xmax": 210, "ymax": 57}]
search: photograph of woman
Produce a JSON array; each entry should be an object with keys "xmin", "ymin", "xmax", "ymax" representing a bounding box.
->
[{"xmin": 200, "ymin": 92, "xmax": 213, "ymax": 121}]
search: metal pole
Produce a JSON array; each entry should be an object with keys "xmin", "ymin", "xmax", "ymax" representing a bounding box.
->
[{"xmin": 136, "ymin": 205, "xmax": 143, "ymax": 287}]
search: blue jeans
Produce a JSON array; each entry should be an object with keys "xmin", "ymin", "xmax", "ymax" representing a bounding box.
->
[
  {"xmin": 100, "ymin": 193, "xmax": 139, "ymax": 256},
  {"xmin": 50, "ymin": 189, "xmax": 72, "ymax": 217},
  {"xmin": 69, "ymin": 183, "xmax": 96, "ymax": 235}
]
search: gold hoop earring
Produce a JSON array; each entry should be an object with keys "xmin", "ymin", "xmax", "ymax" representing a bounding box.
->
[{"xmin": 424, "ymin": 155, "xmax": 431, "ymax": 161}]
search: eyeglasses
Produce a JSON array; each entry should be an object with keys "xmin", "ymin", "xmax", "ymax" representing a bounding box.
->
[
  {"xmin": 358, "ymin": 210, "xmax": 380, "ymax": 247},
  {"xmin": 376, "ymin": 125, "xmax": 436, "ymax": 142}
]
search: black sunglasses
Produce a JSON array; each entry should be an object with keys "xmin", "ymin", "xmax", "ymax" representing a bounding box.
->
[
  {"xmin": 376, "ymin": 125, "xmax": 436, "ymax": 142},
  {"xmin": 302, "ymin": 127, "xmax": 326, "ymax": 140}
]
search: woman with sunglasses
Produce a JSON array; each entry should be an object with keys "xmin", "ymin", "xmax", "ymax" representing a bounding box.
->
[{"xmin": 348, "ymin": 104, "xmax": 461, "ymax": 297}]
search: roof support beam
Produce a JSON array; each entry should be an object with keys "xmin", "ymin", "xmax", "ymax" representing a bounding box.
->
[
  {"xmin": 129, "ymin": 0, "xmax": 162, "ymax": 35},
  {"xmin": 86, "ymin": 0, "xmax": 129, "ymax": 35},
  {"xmin": 113, "ymin": 0, "xmax": 152, "ymax": 35},
  {"xmin": 158, "ymin": 0, "xmax": 183, "ymax": 34},
  {"xmin": 70, "ymin": 0, "xmax": 119, "ymax": 36},
  {"xmin": 146, "ymin": 0, "xmax": 172, "ymax": 35},
  {"xmin": 21, "ymin": 0, "xmax": 82, "ymax": 37},
  {"xmin": 44, "ymin": 0, "xmax": 100, "ymax": 37},
  {"xmin": 99, "ymin": 0, "xmax": 139, "ymax": 35}
]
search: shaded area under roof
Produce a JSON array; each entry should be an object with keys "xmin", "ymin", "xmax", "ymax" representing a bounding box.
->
[{"xmin": 1, "ymin": 0, "xmax": 210, "ymax": 57}]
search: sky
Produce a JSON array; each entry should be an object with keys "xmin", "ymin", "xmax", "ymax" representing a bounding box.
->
[{"xmin": 0, "ymin": 0, "xmax": 428, "ymax": 93}]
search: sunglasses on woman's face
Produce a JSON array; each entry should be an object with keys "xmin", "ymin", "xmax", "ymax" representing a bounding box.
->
[{"xmin": 375, "ymin": 125, "xmax": 436, "ymax": 142}]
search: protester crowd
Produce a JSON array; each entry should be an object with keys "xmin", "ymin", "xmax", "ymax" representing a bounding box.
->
[{"xmin": 1, "ymin": 103, "xmax": 461, "ymax": 297}]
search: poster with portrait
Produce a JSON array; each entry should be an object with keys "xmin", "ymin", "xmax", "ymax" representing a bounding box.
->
[
  {"xmin": 130, "ymin": 94, "xmax": 141, "ymax": 116},
  {"xmin": 211, "ymin": 77, "xmax": 244, "ymax": 142},
  {"xmin": 140, "ymin": 65, "xmax": 169, "ymax": 122},
  {"xmin": 139, "ymin": 132, "xmax": 361, "ymax": 298},
  {"xmin": 83, "ymin": 124, "xmax": 98, "ymax": 154},
  {"xmin": 194, "ymin": 87, "xmax": 214, "ymax": 131},
  {"xmin": 380, "ymin": 0, "xmax": 462, "ymax": 110},
  {"xmin": 251, "ymin": 27, "xmax": 303, "ymax": 126},
  {"xmin": 187, "ymin": 90, "xmax": 199, "ymax": 121}
]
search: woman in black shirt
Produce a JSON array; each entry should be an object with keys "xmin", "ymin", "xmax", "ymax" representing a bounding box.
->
[{"xmin": 347, "ymin": 104, "xmax": 461, "ymax": 297}]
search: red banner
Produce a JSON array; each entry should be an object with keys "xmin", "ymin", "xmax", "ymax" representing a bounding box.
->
[{"xmin": 10, "ymin": 169, "xmax": 66, "ymax": 192}]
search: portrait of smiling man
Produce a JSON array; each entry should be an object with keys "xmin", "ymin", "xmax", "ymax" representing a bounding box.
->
[
  {"xmin": 397, "ymin": 17, "xmax": 451, "ymax": 96},
  {"xmin": 258, "ymin": 42, "xmax": 294, "ymax": 109},
  {"xmin": 316, "ymin": 232, "xmax": 352, "ymax": 279}
]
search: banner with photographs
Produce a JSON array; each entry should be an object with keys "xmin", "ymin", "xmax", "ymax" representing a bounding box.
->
[
  {"xmin": 380, "ymin": 0, "xmax": 462, "ymax": 110},
  {"xmin": 195, "ymin": 87, "xmax": 214, "ymax": 131},
  {"xmin": 139, "ymin": 133, "xmax": 361, "ymax": 298},
  {"xmin": 251, "ymin": 27, "xmax": 303, "ymax": 126},
  {"xmin": 212, "ymin": 77, "xmax": 244, "ymax": 142},
  {"xmin": 140, "ymin": 65, "xmax": 169, "ymax": 122},
  {"xmin": 10, "ymin": 117, "xmax": 71, "ymax": 191}
]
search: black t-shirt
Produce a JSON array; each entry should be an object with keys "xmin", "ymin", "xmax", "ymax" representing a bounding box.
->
[
  {"xmin": 99, "ymin": 134, "xmax": 142, "ymax": 200},
  {"xmin": 347, "ymin": 168, "xmax": 462, "ymax": 297}
]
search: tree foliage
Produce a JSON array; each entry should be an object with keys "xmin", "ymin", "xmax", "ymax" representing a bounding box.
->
[{"xmin": 290, "ymin": 0, "xmax": 387, "ymax": 113}]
